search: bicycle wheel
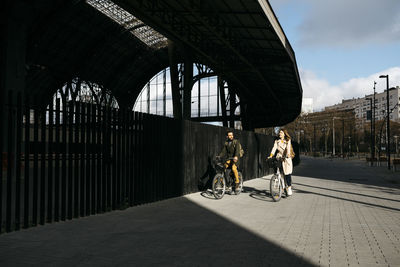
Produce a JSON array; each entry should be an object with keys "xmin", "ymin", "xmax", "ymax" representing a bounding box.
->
[
  {"xmin": 270, "ymin": 174, "xmax": 282, "ymax": 202},
  {"xmin": 212, "ymin": 174, "xmax": 226, "ymax": 199},
  {"xmin": 234, "ymin": 172, "xmax": 244, "ymax": 195}
]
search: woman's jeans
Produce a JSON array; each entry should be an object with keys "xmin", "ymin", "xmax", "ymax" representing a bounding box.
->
[
  {"xmin": 284, "ymin": 174, "xmax": 292, "ymax": 187},
  {"xmin": 276, "ymin": 166, "xmax": 292, "ymax": 187}
]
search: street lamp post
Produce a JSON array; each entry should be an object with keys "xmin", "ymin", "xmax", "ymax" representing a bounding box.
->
[
  {"xmin": 379, "ymin": 75, "xmax": 390, "ymax": 170},
  {"xmin": 313, "ymin": 124, "xmax": 316, "ymax": 155},
  {"xmin": 378, "ymin": 109, "xmax": 386, "ymax": 162},
  {"xmin": 342, "ymin": 119, "xmax": 345, "ymax": 158},
  {"xmin": 332, "ymin": 117, "xmax": 337, "ymax": 156},
  {"xmin": 324, "ymin": 124, "xmax": 328, "ymax": 156},
  {"xmin": 333, "ymin": 119, "xmax": 335, "ymax": 156},
  {"xmin": 366, "ymin": 97, "xmax": 373, "ymax": 165},
  {"xmin": 373, "ymin": 81, "xmax": 376, "ymax": 160}
]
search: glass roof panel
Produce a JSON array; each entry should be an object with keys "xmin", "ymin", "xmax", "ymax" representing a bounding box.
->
[{"xmin": 86, "ymin": 0, "xmax": 167, "ymax": 49}]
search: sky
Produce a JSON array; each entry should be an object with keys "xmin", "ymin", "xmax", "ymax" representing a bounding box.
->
[{"xmin": 269, "ymin": 0, "xmax": 400, "ymax": 111}]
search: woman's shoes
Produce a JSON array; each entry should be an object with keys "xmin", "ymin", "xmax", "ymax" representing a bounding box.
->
[{"xmin": 287, "ymin": 186, "xmax": 293, "ymax": 196}]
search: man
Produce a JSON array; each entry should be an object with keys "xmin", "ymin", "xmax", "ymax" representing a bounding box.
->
[{"xmin": 218, "ymin": 130, "xmax": 241, "ymax": 189}]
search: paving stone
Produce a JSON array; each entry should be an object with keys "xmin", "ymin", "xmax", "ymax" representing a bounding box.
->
[{"xmin": 0, "ymin": 156, "xmax": 399, "ymax": 266}]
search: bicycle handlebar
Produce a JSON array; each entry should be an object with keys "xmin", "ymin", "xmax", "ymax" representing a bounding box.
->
[
  {"xmin": 266, "ymin": 157, "xmax": 285, "ymax": 168},
  {"xmin": 267, "ymin": 156, "xmax": 287, "ymax": 161},
  {"xmin": 215, "ymin": 156, "xmax": 236, "ymax": 161}
]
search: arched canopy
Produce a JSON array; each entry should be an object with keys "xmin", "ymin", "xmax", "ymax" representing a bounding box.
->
[
  {"xmin": 23, "ymin": 0, "xmax": 302, "ymax": 127},
  {"xmin": 25, "ymin": 0, "xmax": 172, "ymax": 108}
]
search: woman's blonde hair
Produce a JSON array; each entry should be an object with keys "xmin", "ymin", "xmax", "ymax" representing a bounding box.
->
[
  {"xmin": 280, "ymin": 128, "xmax": 295, "ymax": 158},
  {"xmin": 279, "ymin": 128, "xmax": 291, "ymax": 141}
]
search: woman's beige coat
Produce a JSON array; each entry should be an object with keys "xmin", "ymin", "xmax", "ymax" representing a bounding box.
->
[{"xmin": 269, "ymin": 139, "xmax": 293, "ymax": 175}]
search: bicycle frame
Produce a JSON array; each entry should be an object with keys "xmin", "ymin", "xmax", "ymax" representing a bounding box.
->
[
  {"xmin": 215, "ymin": 157, "xmax": 237, "ymax": 187},
  {"xmin": 267, "ymin": 157, "xmax": 287, "ymax": 201},
  {"xmin": 212, "ymin": 157, "xmax": 243, "ymax": 199},
  {"xmin": 273, "ymin": 168, "xmax": 286, "ymax": 190}
]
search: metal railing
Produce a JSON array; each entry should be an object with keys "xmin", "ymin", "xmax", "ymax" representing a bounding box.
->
[{"xmin": 1, "ymin": 90, "xmax": 273, "ymax": 233}]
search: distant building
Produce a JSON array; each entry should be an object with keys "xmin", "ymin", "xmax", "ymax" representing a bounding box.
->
[
  {"xmin": 325, "ymin": 86, "xmax": 400, "ymax": 123},
  {"xmin": 302, "ymin": 98, "xmax": 313, "ymax": 114}
]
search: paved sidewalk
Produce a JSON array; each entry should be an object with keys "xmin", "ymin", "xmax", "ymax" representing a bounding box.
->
[{"xmin": 0, "ymin": 157, "xmax": 399, "ymax": 266}]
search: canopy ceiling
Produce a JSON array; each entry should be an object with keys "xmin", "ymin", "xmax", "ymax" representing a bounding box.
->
[{"xmin": 23, "ymin": 0, "xmax": 302, "ymax": 127}]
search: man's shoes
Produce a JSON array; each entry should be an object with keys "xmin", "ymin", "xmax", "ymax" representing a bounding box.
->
[
  {"xmin": 235, "ymin": 182, "xmax": 240, "ymax": 191},
  {"xmin": 287, "ymin": 186, "xmax": 293, "ymax": 196}
]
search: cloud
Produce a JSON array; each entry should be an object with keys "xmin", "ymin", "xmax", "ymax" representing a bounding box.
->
[
  {"xmin": 300, "ymin": 0, "xmax": 400, "ymax": 47},
  {"xmin": 270, "ymin": 0, "xmax": 400, "ymax": 48},
  {"xmin": 301, "ymin": 66, "xmax": 400, "ymax": 111}
]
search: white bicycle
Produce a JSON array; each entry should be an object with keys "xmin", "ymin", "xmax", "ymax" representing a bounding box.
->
[{"xmin": 267, "ymin": 157, "xmax": 288, "ymax": 202}]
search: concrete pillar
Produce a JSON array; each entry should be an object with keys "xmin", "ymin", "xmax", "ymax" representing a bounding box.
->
[
  {"xmin": 229, "ymin": 87, "xmax": 236, "ymax": 128},
  {"xmin": 1, "ymin": 0, "xmax": 29, "ymax": 169},
  {"xmin": 183, "ymin": 52, "xmax": 193, "ymax": 120},
  {"xmin": 240, "ymin": 103, "xmax": 253, "ymax": 131},
  {"xmin": 218, "ymin": 77, "xmax": 228, "ymax": 127},
  {"xmin": 168, "ymin": 41, "xmax": 182, "ymax": 120},
  {"xmin": 2, "ymin": 0, "xmax": 28, "ymax": 102}
]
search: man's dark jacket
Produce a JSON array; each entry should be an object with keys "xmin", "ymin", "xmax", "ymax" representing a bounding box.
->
[{"xmin": 219, "ymin": 139, "xmax": 241, "ymax": 164}]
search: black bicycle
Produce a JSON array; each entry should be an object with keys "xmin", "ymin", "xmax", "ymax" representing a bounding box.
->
[{"xmin": 212, "ymin": 157, "xmax": 243, "ymax": 199}]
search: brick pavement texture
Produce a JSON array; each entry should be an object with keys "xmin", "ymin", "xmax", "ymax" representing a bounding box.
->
[{"xmin": 0, "ymin": 156, "xmax": 399, "ymax": 266}]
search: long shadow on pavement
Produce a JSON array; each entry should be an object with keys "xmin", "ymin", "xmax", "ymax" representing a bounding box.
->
[
  {"xmin": 293, "ymin": 186, "xmax": 400, "ymax": 212},
  {"xmin": 294, "ymin": 156, "xmax": 399, "ymax": 190},
  {"xmin": 0, "ymin": 197, "xmax": 316, "ymax": 266},
  {"xmin": 243, "ymin": 186, "xmax": 273, "ymax": 202},
  {"xmin": 294, "ymin": 182, "xmax": 400, "ymax": 203}
]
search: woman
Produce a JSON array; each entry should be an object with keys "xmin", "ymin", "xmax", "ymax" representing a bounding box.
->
[{"xmin": 268, "ymin": 129, "xmax": 294, "ymax": 196}]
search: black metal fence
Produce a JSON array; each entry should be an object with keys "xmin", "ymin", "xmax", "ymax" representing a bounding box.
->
[
  {"xmin": 181, "ymin": 121, "xmax": 274, "ymax": 192},
  {"xmin": 1, "ymin": 91, "xmax": 274, "ymax": 234}
]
